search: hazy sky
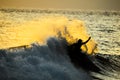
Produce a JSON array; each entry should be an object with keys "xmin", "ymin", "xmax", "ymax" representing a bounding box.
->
[{"xmin": 0, "ymin": 0, "xmax": 120, "ymax": 10}]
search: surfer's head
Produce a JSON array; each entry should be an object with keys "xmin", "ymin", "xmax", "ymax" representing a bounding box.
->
[{"xmin": 78, "ymin": 39, "xmax": 83, "ymax": 44}]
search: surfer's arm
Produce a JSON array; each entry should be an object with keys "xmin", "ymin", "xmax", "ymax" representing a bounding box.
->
[{"xmin": 82, "ymin": 37, "xmax": 91, "ymax": 44}]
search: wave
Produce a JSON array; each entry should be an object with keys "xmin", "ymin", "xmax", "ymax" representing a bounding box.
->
[
  {"xmin": 0, "ymin": 37, "xmax": 120, "ymax": 80},
  {"xmin": 0, "ymin": 9, "xmax": 120, "ymax": 80}
]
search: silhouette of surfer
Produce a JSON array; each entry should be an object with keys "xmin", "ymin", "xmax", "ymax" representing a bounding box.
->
[
  {"xmin": 67, "ymin": 37, "xmax": 101, "ymax": 72},
  {"xmin": 73, "ymin": 37, "xmax": 91, "ymax": 52}
]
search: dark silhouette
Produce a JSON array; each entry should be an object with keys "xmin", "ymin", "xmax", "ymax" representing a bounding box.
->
[
  {"xmin": 67, "ymin": 37, "xmax": 101, "ymax": 72},
  {"xmin": 72, "ymin": 37, "xmax": 91, "ymax": 51}
]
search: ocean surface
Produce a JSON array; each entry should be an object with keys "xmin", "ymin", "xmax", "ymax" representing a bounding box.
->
[{"xmin": 0, "ymin": 9, "xmax": 120, "ymax": 80}]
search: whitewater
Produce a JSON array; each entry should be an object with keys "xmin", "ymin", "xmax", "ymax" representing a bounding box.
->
[{"xmin": 0, "ymin": 9, "xmax": 120, "ymax": 80}]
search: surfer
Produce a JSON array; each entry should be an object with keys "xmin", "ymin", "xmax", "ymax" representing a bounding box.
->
[
  {"xmin": 67, "ymin": 37, "xmax": 91, "ymax": 66},
  {"xmin": 71, "ymin": 37, "xmax": 91, "ymax": 52},
  {"xmin": 77, "ymin": 37, "xmax": 91, "ymax": 50},
  {"xmin": 67, "ymin": 37, "xmax": 100, "ymax": 72}
]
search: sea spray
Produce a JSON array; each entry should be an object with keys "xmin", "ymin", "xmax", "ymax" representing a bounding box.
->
[{"xmin": 0, "ymin": 16, "xmax": 97, "ymax": 54}]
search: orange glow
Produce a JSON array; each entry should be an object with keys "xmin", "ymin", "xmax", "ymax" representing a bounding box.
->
[{"xmin": 0, "ymin": 16, "xmax": 98, "ymax": 54}]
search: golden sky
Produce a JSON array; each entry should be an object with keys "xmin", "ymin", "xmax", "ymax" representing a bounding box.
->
[{"xmin": 0, "ymin": 0, "xmax": 120, "ymax": 10}]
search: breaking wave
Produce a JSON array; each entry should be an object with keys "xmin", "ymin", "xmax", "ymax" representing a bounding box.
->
[
  {"xmin": 0, "ymin": 9, "xmax": 120, "ymax": 80},
  {"xmin": 0, "ymin": 37, "xmax": 120, "ymax": 80}
]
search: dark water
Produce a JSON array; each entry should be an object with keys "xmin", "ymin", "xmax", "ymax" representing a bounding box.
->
[{"xmin": 0, "ymin": 37, "xmax": 120, "ymax": 80}]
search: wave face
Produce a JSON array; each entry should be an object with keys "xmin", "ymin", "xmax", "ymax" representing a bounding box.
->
[
  {"xmin": 0, "ymin": 37, "xmax": 120, "ymax": 80},
  {"xmin": 93, "ymin": 54, "xmax": 120, "ymax": 80}
]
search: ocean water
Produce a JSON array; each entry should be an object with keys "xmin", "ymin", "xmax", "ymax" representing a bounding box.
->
[{"xmin": 0, "ymin": 9, "xmax": 120, "ymax": 80}]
